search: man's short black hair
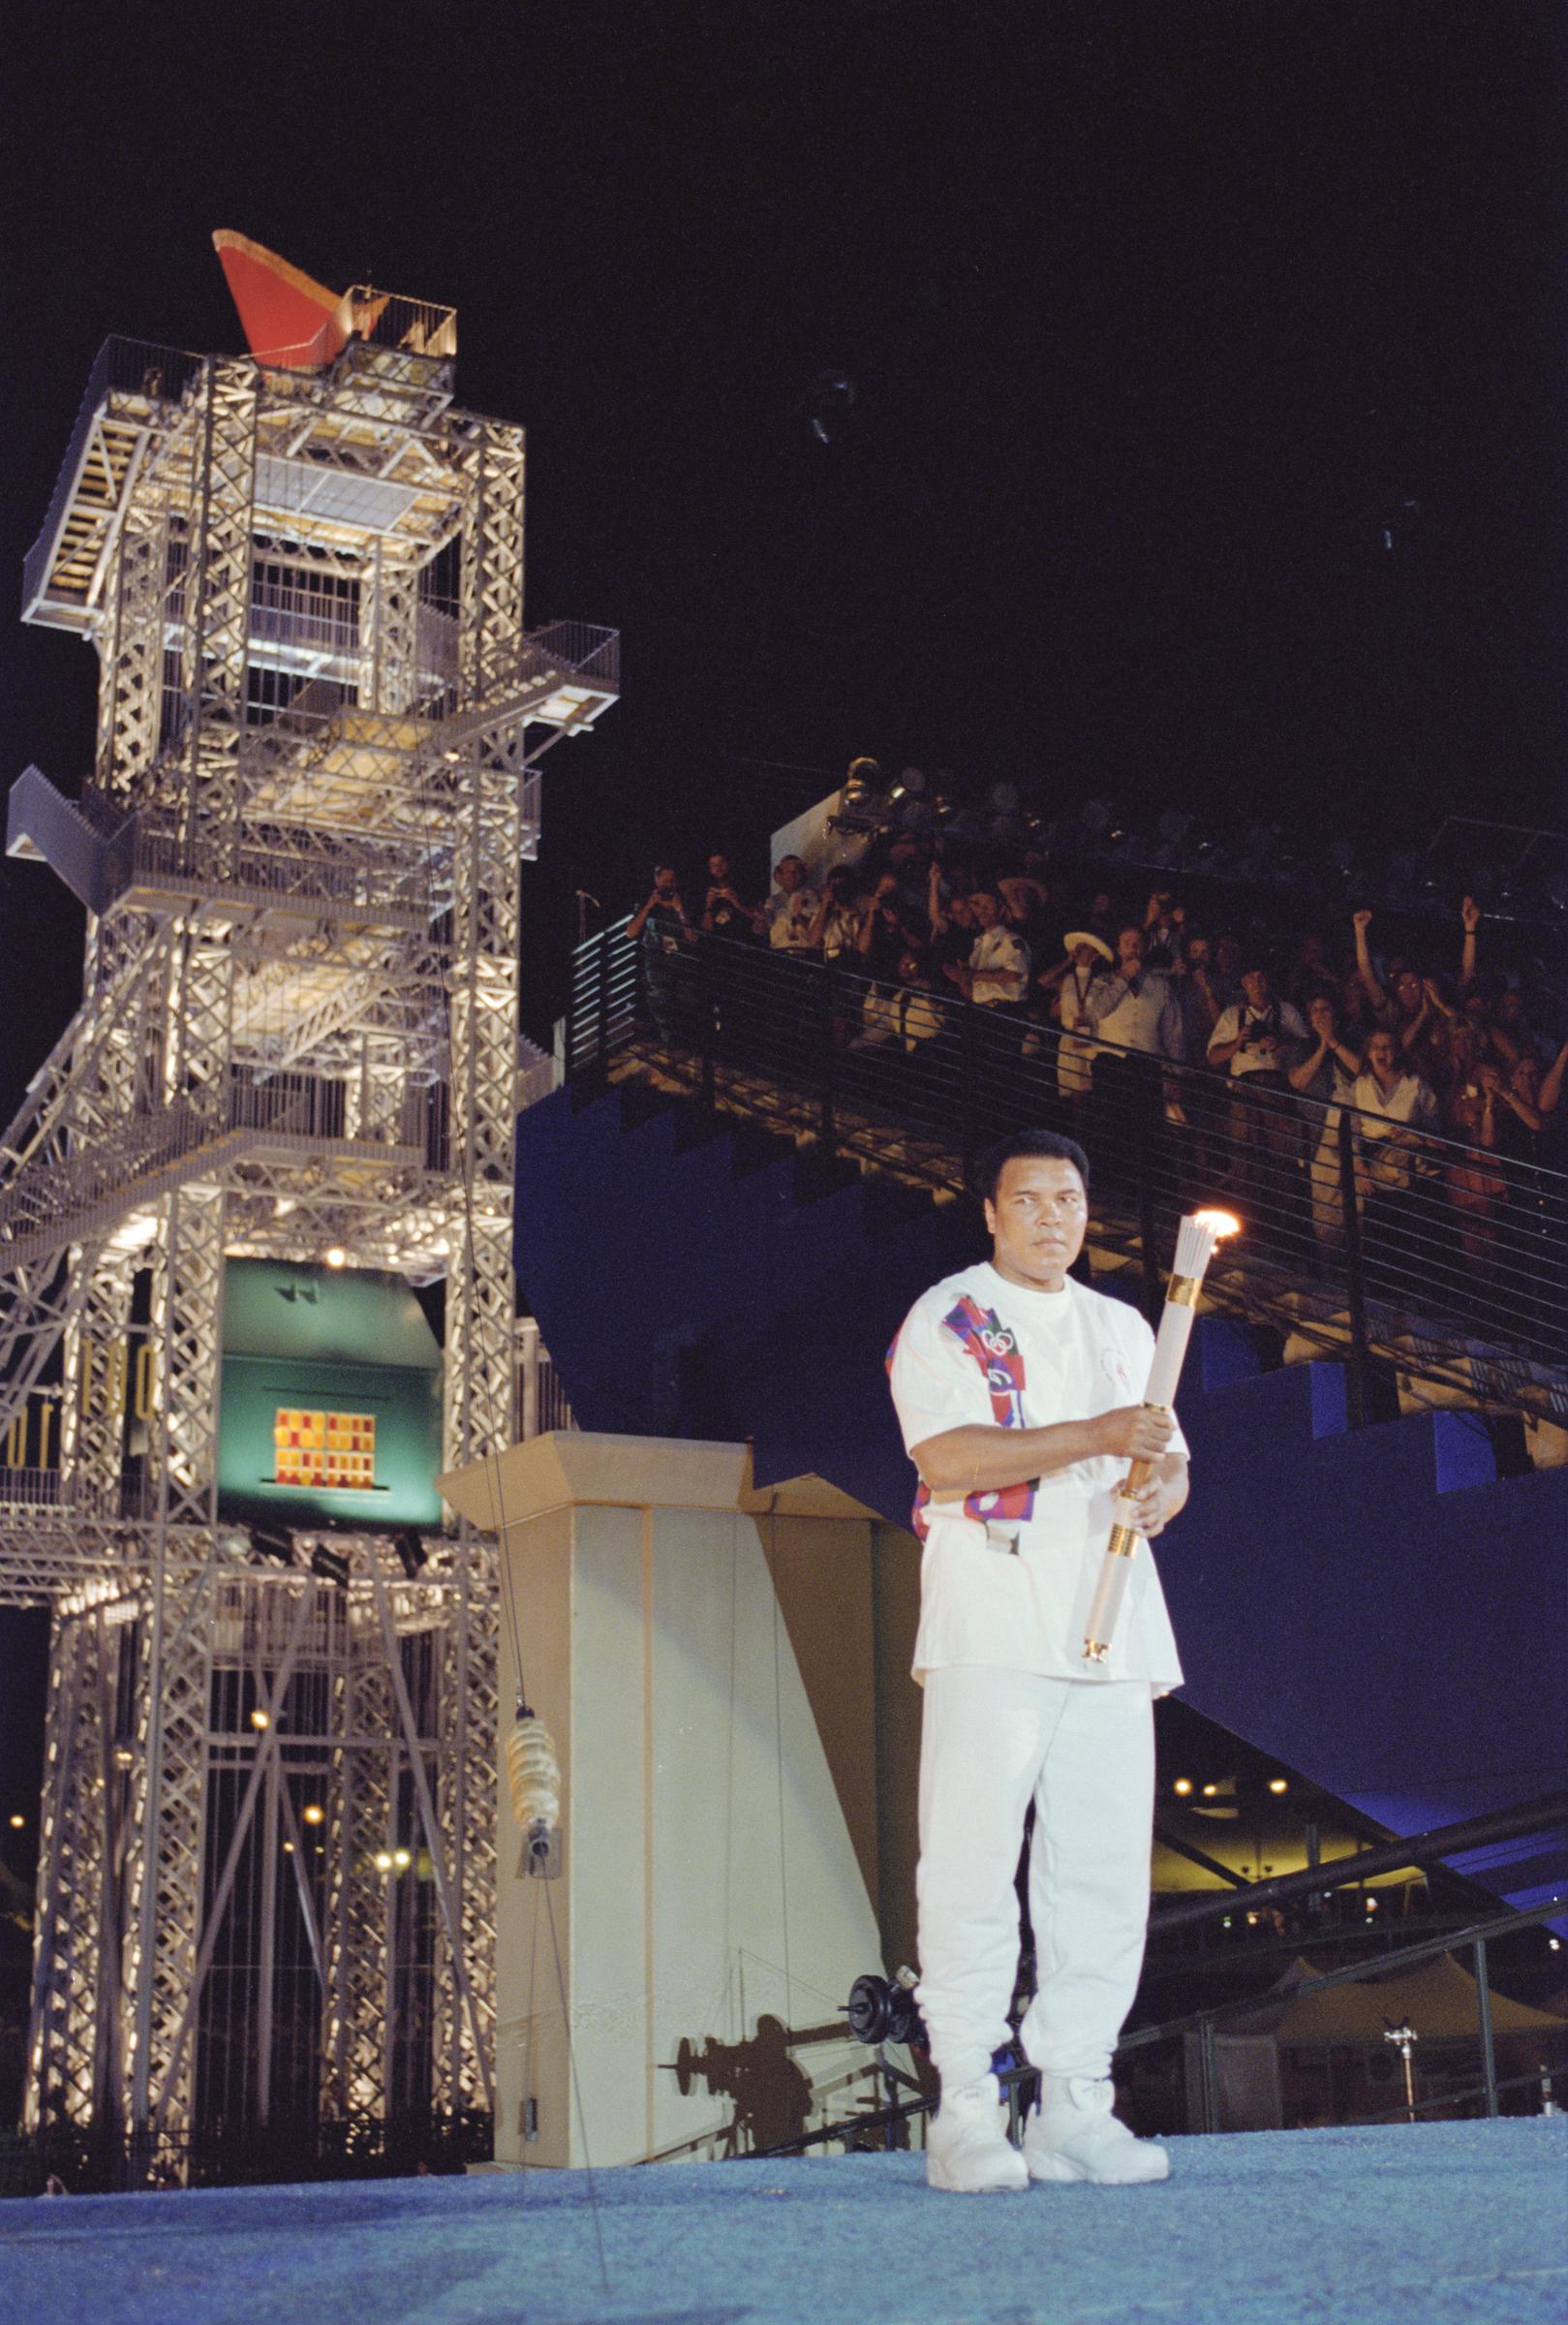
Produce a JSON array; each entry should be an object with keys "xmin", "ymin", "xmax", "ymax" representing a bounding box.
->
[{"xmin": 975, "ymin": 1130, "xmax": 1091, "ymax": 1207}]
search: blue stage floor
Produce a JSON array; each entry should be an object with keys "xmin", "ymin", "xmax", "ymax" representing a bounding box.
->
[{"xmin": 4, "ymin": 2118, "xmax": 1564, "ymax": 2325}]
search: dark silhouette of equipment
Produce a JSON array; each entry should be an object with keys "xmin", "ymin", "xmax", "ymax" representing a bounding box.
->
[
  {"xmin": 845, "ymin": 1968, "xmax": 926, "ymax": 2050},
  {"xmin": 662, "ymin": 2016, "xmax": 818, "ymax": 2154}
]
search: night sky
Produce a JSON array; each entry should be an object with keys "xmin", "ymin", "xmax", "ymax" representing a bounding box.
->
[
  {"xmin": 4, "ymin": 1, "xmax": 1567, "ymax": 1083},
  {"xmin": 1, "ymin": 7, "xmax": 1565, "ymax": 1806}
]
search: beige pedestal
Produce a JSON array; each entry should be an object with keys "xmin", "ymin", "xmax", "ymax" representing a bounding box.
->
[{"xmin": 440, "ymin": 1434, "xmax": 922, "ymax": 2166}]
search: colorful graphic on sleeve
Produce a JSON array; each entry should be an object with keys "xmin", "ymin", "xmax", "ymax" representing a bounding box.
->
[{"xmin": 887, "ymin": 1297, "xmax": 1038, "ymax": 1540}]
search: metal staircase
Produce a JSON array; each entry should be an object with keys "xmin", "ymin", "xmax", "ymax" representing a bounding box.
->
[{"xmin": 21, "ymin": 339, "xmax": 203, "ymax": 630}]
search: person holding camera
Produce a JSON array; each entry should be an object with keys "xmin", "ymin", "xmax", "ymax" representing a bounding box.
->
[
  {"xmin": 1207, "ymin": 959, "xmax": 1308, "ymax": 1229},
  {"xmin": 858, "ymin": 870, "xmax": 926, "ymax": 981},
  {"xmin": 628, "ymin": 865, "xmax": 694, "ymax": 1042},
  {"xmin": 700, "ymin": 852, "xmax": 755, "ymax": 941},
  {"xmin": 1206, "ymin": 958, "xmax": 1307, "ymax": 1084},
  {"xmin": 1141, "ymin": 888, "xmax": 1183, "ymax": 972}
]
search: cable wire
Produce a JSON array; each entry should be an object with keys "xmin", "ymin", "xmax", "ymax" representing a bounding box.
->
[{"xmin": 544, "ymin": 1876, "xmax": 610, "ymax": 2296}]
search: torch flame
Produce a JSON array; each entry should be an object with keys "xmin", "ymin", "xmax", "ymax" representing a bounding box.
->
[{"xmin": 1194, "ymin": 1209, "xmax": 1242, "ymax": 1238}]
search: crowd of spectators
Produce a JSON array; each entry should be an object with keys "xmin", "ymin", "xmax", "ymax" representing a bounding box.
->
[{"xmin": 623, "ymin": 831, "xmax": 1568, "ymax": 1273}]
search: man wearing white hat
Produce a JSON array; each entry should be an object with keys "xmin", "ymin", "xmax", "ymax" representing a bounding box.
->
[{"xmin": 1051, "ymin": 931, "xmax": 1115, "ymax": 1102}]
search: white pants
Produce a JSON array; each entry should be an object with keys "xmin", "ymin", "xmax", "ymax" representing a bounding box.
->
[{"xmin": 916, "ymin": 1667, "xmax": 1155, "ymax": 2092}]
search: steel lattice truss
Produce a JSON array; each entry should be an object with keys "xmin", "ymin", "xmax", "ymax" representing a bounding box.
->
[{"xmin": 2, "ymin": 311, "xmax": 616, "ymax": 2154}]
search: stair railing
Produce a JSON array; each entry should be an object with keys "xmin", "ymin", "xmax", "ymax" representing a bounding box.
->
[
  {"xmin": 564, "ymin": 923, "xmax": 1568, "ymax": 1424},
  {"xmin": 22, "ymin": 338, "xmax": 202, "ymax": 617}
]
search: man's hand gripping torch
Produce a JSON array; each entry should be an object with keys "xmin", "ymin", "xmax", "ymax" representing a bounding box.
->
[{"xmin": 1082, "ymin": 1210, "xmax": 1240, "ymax": 1665}]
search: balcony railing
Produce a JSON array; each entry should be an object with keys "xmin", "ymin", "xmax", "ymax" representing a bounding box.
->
[
  {"xmin": 566, "ymin": 920, "xmax": 1568, "ymax": 1425},
  {"xmin": 521, "ymin": 622, "xmax": 621, "ymax": 691},
  {"xmin": 0, "ymin": 1073, "xmax": 428, "ymax": 1268}
]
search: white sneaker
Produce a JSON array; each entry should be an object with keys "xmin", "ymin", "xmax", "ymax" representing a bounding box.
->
[
  {"xmin": 925, "ymin": 2074, "xmax": 1030, "ymax": 2193},
  {"xmin": 1023, "ymin": 2074, "xmax": 1170, "ymax": 2186}
]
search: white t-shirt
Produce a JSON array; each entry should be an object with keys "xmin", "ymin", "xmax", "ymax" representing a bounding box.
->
[
  {"xmin": 887, "ymin": 1261, "xmax": 1186, "ymax": 1690},
  {"xmin": 1350, "ymin": 1070, "xmax": 1439, "ymax": 1189},
  {"xmin": 764, "ymin": 887, "xmax": 820, "ymax": 950},
  {"xmin": 1351, "ymin": 1070, "xmax": 1438, "ymax": 1136},
  {"xmin": 968, "ymin": 925, "xmax": 1030, "ymax": 1007}
]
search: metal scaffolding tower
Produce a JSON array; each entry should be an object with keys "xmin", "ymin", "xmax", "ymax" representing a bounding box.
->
[{"xmin": 1, "ymin": 286, "xmax": 616, "ymax": 2164}]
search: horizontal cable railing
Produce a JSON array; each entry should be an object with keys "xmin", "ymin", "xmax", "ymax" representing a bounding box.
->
[{"xmin": 567, "ymin": 920, "xmax": 1568, "ymax": 1419}]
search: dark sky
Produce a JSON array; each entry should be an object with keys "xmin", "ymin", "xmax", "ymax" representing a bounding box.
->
[
  {"xmin": 3, "ymin": 1, "xmax": 1567, "ymax": 1077},
  {"xmin": 0, "ymin": 0, "xmax": 1565, "ymax": 1907}
]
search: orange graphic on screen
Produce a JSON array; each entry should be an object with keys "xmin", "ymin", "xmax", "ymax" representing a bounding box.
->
[{"xmin": 273, "ymin": 1409, "xmax": 376, "ymax": 1491}]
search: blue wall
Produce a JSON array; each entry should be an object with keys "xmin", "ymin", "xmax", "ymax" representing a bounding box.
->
[
  {"xmin": 1170, "ymin": 1341, "xmax": 1566, "ymax": 1906},
  {"xmin": 517, "ymin": 1085, "xmax": 1567, "ymax": 1906}
]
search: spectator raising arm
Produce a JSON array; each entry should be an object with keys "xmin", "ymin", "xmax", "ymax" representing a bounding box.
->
[
  {"xmin": 1538, "ymin": 1037, "xmax": 1568, "ymax": 1121},
  {"xmin": 1352, "ymin": 909, "xmax": 1387, "ymax": 1015},
  {"xmin": 857, "ymin": 874, "xmax": 918, "ymax": 969},
  {"xmin": 1469, "ymin": 1062, "xmax": 1503, "ymax": 1151},
  {"xmin": 1460, "ymin": 895, "xmax": 1480, "ymax": 994},
  {"xmin": 1399, "ymin": 976, "xmax": 1455, "ymax": 1061},
  {"xmin": 1491, "ymin": 1060, "xmax": 1544, "ymax": 1135},
  {"xmin": 927, "ymin": 857, "xmax": 950, "ymax": 938},
  {"xmin": 1036, "ymin": 948, "xmax": 1076, "ymax": 1001}
]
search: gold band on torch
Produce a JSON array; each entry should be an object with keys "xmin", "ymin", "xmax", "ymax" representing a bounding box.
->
[
  {"xmin": 1100, "ymin": 1403, "xmax": 1173, "ymax": 1566},
  {"xmin": 1081, "ymin": 1214, "xmax": 1239, "ymax": 1666}
]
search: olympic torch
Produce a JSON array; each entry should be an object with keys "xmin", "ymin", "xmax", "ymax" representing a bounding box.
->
[{"xmin": 1082, "ymin": 1209, "xmax": 1240, "ymax": 1664}]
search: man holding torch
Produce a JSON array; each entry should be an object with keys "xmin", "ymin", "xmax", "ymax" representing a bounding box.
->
[{"xmin": 887, "ymin": 1130, "xmax": 1196, "ymax": 2194}]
